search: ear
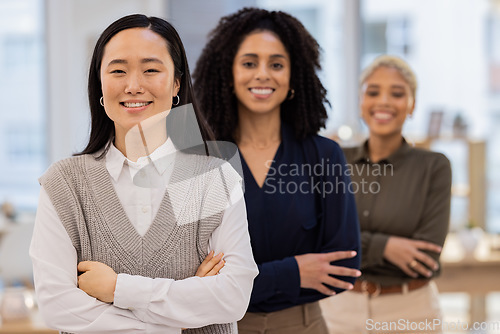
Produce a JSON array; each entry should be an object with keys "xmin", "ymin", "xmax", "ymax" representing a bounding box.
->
[
  {"xmin": 408, "ymin": 97, "xmax": 416, "ymax": 116},
  {"xmin": 173, "ymin": 77, "xmax": 181, "ymax": 96}
]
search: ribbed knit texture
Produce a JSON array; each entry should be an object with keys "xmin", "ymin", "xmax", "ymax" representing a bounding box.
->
[{"xmin": 40, "ymin": 152, "xmax": 240, "ymax": 334}]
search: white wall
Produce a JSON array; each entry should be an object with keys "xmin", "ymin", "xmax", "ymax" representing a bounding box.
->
[{"xmin": 362, "ymin": 0, "xmax": 490, "ymax": 139}]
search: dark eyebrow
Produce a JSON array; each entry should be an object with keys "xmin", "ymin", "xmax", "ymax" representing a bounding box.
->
[
  {"xmin": 141, "ymin": 58, "xmax": 164, "ymax": 64},
  {"xmin": 366, "ymin": 84, "xmax": 406, "ymax": 90},
  {"xmin": 107, "ymin": 59, "xmax": 127, "ymax": 66},
  {"xmin": 239, "ymin": 53, "xmax": 288, "ymax": 59},
  {"xmin": 107, "ymin": 58, "xmax": 164, "ymax": 66}
]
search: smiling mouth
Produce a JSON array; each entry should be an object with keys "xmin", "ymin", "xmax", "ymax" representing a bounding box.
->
[
  {"xmin": 249, "ymin": 88, "xmax": 274, "ymax": 95},
  {"xmin": 121, "ymin": 102, "xmax": 152, "ymax": 108},
  {"xmin": 372, "ymin": 111, "xmax": 393, "ymax": 121}
]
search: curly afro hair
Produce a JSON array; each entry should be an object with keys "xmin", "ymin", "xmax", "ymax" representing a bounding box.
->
[{"xmin": 193, "ymin": 7, "xmax": 330, "ymax": 142}]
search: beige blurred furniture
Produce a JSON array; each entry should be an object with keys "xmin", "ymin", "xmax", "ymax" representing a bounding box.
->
[
  {"xmin": 0, "ymin": 221, "xmax": 35, "ymax": 287},
  {"xmin": 0, "ymin": 220, "xmax": 56, "ymax": 332},
  {"xmin": 416, "ymin": 137, "xmax": 494, "ymax": 322},
  {"xmin": 0, "ymin": 298, "xmax": 56, "ymax": 333},
  {"xmin": 435, "ymin": 233, "xmax": 500, "ymax": 323},
  {"xmin": 0, "ymin": 317, "xmax": 57, "ymax": 333},
  {"xmin": 415, "ymin": 137, "xmax": 487, "ymax": 229}
]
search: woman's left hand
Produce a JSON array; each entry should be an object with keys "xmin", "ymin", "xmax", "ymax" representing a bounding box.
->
[
  {"xmin": 295, "ymin": 251, "xmax": 361, "ymax": 295},
  {"xmin": 78, "ymin": 261, "xmax": 118, "ymax": 303},
  {"xmin": 384, "ymin": 236, "xmax": 442, "ymax": 278},
  {"xmin": 195, "ymin": 251, "xmax": 225, "ymax": 277}
]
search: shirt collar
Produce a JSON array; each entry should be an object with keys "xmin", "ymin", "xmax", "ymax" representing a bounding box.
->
[
  {"xmin": 351, "ymin": 137, "xmax": 411, "ymax": 165},
  {"xmin": 105, "ymin": 137, "xmax": 177, "ymax": 182}
]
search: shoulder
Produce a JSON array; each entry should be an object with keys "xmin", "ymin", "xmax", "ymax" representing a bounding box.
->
[
  {"xmin": 40, "ymin": 155, "xmax": 95, "ymax": 185},
  {"xmin": 305, "ymin": 134, "xmax": 345, "ymax": 160},
  {"xmin": 404, "ymin": 148, "xmax": 452, "ymax": 183},
  {"xmin": 410, "ymin": 147, "xmax": 451, "ymax": 170},
  {"xmin": 341, "ymin": 145, "xmax": 362, "ymax": 164},
  {"xmin": 175, "ymin": 153, "xmax": 243, "ymax": 206},
  {"xmin": 175, "ymin": 152, "xmax": 242, "ymax": 183}
]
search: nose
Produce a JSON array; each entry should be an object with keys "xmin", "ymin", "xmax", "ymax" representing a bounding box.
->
[
  {"xmin": 124, "ymin": 72, "xmax": 144, "ymax": 94},
  {"xmin": 375, "ymin": 92, "xmax": 390, "ymax": 105},
  {"xmin": 255, "ymin": 63, "xmax": 270, "ymax": 81}
]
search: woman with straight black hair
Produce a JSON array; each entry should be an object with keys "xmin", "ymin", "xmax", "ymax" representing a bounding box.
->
[
  {"xmin": 30, "ymin": 14, "xmax": 257, "ymax": 334},
  {"xmin": 82, "ymin": 14, "xmax": 213, "ymax": 157}
]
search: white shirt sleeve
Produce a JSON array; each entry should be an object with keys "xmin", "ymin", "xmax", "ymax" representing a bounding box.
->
[
  {"xmin": 113, "ymin": 184, "xmax": 259, "ymax": 328},
  {"xmin": 30, "ymin": 187, "xmax": 179, "ymax": 334}
]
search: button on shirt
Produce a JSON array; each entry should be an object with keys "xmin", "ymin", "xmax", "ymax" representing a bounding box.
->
[{"xmin": 30, "ymin": 139, "xmax": 258, "ymax": 333}]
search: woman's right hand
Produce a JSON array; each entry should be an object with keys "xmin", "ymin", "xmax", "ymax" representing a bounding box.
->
[
  {"xmin": 383, "ymin": 236, "xmax": 442, "ymax": 278},
  {"xmin": 195, "ymin": 250, "xmax": 225, "ymax": 277},
  {"xmin": 294, "ymin": 251, "xmax": 361, "ymax": 295}
]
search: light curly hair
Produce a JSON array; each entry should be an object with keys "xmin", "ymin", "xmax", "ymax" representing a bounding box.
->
[{"xmin": 359, "ymin": 55, "xmax": 417, "ymax": 99}]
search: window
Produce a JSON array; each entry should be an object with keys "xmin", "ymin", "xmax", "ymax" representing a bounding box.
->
[
  {"xmin": 0, "ymin": 0, "xmax": 45, "ymax": 211},
  {"xmin": 361, "ymin": 0, "xmax": 497, "ymax": 232}
]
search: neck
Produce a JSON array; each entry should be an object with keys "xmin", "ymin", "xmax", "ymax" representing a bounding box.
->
[
  {"xmin": 367, "ymin": 133, "xmax": 403, "ymax": 163},
  {"xmin": 235, "ymin": 108, "xmax": 281, "ymax": 147},
  {"xmin": 114, "ymin": 123, "xmax": 167, "ymax": 162}
]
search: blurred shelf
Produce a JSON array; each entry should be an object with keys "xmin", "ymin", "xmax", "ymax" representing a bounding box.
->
[{"xmin": 416, "ymin": 137, "xmax": 487, "ymax": 230}]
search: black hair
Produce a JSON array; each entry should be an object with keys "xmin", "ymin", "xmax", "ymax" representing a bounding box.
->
[
  {"xmin": 77, "ymin": 14, "xmax": 213, "ymax": 157},
  {"xmin": 193, "ymin": 7, "xmax": 329, "ymax": 141}
]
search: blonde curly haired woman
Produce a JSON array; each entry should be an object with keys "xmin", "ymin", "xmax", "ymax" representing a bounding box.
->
[{"xmin": 320, "ymin": 55, "xmax": 451, "ymax": 334}]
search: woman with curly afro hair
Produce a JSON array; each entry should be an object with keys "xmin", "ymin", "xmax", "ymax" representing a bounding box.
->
[{"xmin": 194, "ymin": 7, "xmax": 361, "ymax": 333}]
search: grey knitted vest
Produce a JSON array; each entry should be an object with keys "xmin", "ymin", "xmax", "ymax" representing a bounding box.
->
[{"xmin": 40, "ymin": 152, "xmax": 240, "ymax": 334}]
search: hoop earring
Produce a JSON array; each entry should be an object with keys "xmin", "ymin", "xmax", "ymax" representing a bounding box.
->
[
  {"xmin": 100, "ymin": 97, "xmax": 104, "ymax": 107},
  {"xmin": 173, "ymin": 95, "xmax": 180, "ymax": 106},
  {"xmin": 287, "ymin": 89, "xmax": 295, "ymax": 100}
]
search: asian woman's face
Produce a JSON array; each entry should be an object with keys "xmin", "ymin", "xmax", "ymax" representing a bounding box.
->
[
  {"xmin": 360, "ymin": 66, "xmax": 415, "ymax": 138},
  {"xmin": 100, "ymin": 28, "xmax": 180, "ymax": 139},
  {"xmin": 232, "ymin": 30, "xmax": 291, "ymax": 117}
]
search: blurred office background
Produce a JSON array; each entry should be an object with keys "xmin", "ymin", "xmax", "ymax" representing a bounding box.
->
[{"xmin": 0, "ymin": 0, "xmax": 499, "ymax": 332}]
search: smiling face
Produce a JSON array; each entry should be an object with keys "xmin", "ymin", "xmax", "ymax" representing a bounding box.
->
[
  {"xmin": 100, "ymin": 27, "xmax": 180, "ymax": 141},
  {"xmin": 360, "ymin": 66, "xmax": 415, "ymax": 138},
  {"xmin": 232, "ymin": 30, "xmax": 291, "ymax": 117}
]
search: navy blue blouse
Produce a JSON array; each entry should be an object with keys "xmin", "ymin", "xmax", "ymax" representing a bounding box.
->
[{"xmin": 240, "ymin": 123, "xmax": 361, "ymax": 313}]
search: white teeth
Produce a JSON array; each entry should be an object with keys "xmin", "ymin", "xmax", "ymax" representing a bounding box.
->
[
  {"xmin": 373, "ymin": 112, "xmax": 392, "ymax": 120},
  {"xmin": 123, "ymin": 102, "xmax": 149, "ymax": 108},
  {"xmin": 251, "ymin": 88, "xmax": 273, "ymax": 95}
]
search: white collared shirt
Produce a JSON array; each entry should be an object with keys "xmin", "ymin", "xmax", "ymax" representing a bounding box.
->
[
  {"xmin": 105, "ymin": 138, "xmax": 176, "ymax": 237},
  {"xmin": 30, "ymin": 139, "xmax": 258, "ymax": 334}
]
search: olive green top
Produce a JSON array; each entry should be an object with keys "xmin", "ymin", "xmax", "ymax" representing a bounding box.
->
[{"xmin": 342, "ymin": 138, "xmax": 451, "ymax": 286}]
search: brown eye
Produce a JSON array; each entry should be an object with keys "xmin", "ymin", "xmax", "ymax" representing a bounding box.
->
[
  {"xmin": 366, "ymin": 91, "xmax": 378, "ymax": 97},
  {"xmin": 392, "ymin": 92, "xmax": 405, "ymax": 98}
]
